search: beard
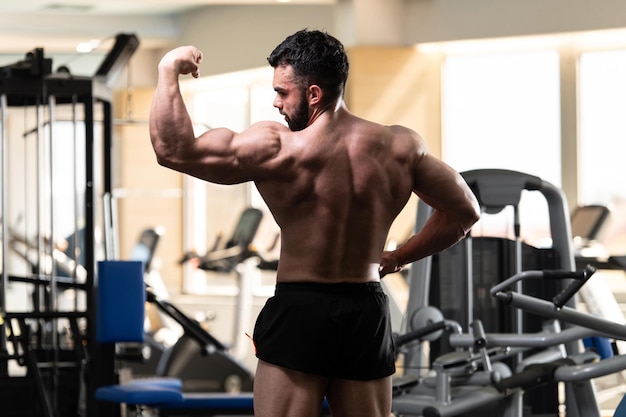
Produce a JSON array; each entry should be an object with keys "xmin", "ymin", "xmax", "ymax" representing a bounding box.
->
[{"xmin": 286, "ymin": 94, "xmax": 310, "ymax": 132}]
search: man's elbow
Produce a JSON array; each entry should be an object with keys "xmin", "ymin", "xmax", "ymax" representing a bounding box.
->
[
  {"xmin": 152, "ymin": 147, "xmax": 178, "ymax": 171},
  {"xmin": 155, "ymin": 154, "xmax": 172, "ymax": 169},
  {"xmin": 461, "ymin": 202, "xmax": 481, "ymax": 236}
]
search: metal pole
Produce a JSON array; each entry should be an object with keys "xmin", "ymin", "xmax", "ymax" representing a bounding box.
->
[
  {"xmin": 83, "ymin": 96, "xmax": 98, "ymax": 417},
  {"xmin": 0, "ymin": 93, "xmax": 8, "ymax": 371},
  {"xmin": 513, "ymin": 205, "xmax": 523, "ymax": 339},
  {"xmin": 72, "ymin": 95, "xmax": 80, "ymax": 284},
  {"xmin": 48, "ymin": 95, "xmax": 58, "ymax": 312},
  {"xmin": 47, "ymin": 94, "xmax": 59, "ymax": 413},
  {"xmin": 36, "ymin": 98, "xmax": 46, "ymax": 280},
  {"xmin": 464, "ymin": 232, "xmax": 473, "ymax": 328}
]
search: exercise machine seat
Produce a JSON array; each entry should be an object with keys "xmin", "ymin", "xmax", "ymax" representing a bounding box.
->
[
  {"xmin": 95, "ymin": 383, "xmax": 184, "ymax": 405},
  {"xmin": 165, "ymin": 392, "xmax": 254, "ymax": 410},
  {"xmin": 95, "ymin": 383, "xmax": 255, "ymax": 409}
]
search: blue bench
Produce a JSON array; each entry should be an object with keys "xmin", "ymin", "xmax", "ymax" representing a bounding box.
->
[
  {"xmin": 94, "ymin": 261, "xmax": 332, "ymax": 416},
  {"xmin": 95, "ymin": 383, "xmax": 255, "ymax": 416},
  {"xmin": 96, "ymin": 383, "xmax": 334, "ymax": 416},
  {"xmin": 95, "ymin": 261, "xmax": 257, "ymax": 415}
]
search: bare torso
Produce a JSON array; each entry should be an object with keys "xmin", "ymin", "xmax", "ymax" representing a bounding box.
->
[{"xmin": 255, "ymin": 108, "xmax": 416, "ymax": 284}]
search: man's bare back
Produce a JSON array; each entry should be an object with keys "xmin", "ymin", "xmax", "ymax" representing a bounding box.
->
[
  {"xmin": 255, "ymin": 110, "xmax": 417, "ymax": 284},
  {"xmin": 149, "ymin": 30, "xmax": 480, "ymax": 417}
]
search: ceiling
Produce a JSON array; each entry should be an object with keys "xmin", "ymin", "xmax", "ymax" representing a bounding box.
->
[{"xmin": 0, "ymin": 0, "xmax": 334, "ymax": 55}]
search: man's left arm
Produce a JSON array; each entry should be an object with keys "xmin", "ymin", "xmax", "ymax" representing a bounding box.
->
[{"xmin": 380, "ymin": 152, "xmax": 480, "ymax": 276}]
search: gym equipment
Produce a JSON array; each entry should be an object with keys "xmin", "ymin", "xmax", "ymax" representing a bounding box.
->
[
  {"xmin": 178, "ymin": 206, "xmax": 267, "ymax": 362},
  {"xmin": 94, "ymin": 259, "xmax": 329, "ymax": 417},
  {"xmin": 570, "ymin": 204, "xmax": 623, "ymax": 270},
  {"xmin": 393, "ymin": 264, "xmax": 626, "ymax": 417},
  {"xmin": 96, "ymin": 383, "xmax": 332, "ymax": 417},
  {"xmin": 394, "ymin": 169, "xmax": 592, "ymax": 416},
  {"xmin": 121, "ymin": 209, "xmax": 265, "ymax": 394},
  {"xmin": 96, "ymin": 384, "xmax": 256, "ymax": 417},
  {"xmin": 571, "ymin": 204, "xmax": 610, "ymax": 246},
  {"xmin": 0, "ymin": 34, "xmax": 138, "ymax": 417},
  {"xmin": 97, "ymin": 226, "xmax": 253, "ymax": 394},
  {"xmin": 96, "ymin": 261, "xmax": 252, "ymax": 415},
  {"xmin": 566, "ymin": 204, "xmax": 626, "ymax": 401},
  {"xmin": 136, "ymin": 286, "xmax": 255, "ymax": 393},
  {"xmin": 491, "ymin": 266, "xmax": 626, "ymax": 416},
  {"xmin": 179, "ymin": 206, "xmax": 264, "ymax": 272}
]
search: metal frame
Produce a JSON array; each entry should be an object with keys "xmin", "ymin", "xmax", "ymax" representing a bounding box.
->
[
  {"xmin": 0, "ymin": 58, "xmax": 115, "ymax": 417},
  {"xmin": 398, "ymin": 169, "xmax": 594, "ymax": 417}
]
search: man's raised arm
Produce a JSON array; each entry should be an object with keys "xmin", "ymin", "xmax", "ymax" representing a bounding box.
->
[
  {"xmin": 148, "ymin": 46, "xmax": 288, "ymax": 186},
  {"xmin": 149, "ymin": 46, "xmax": 204, "ymax": 170}
]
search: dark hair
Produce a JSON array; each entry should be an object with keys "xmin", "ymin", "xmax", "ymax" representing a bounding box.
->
[{"xmin": 268, "ymin": 29, "xmax": 349, "ymax": 102}]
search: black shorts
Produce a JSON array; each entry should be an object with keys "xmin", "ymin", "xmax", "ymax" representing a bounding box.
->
[{"xmin": 252, "ymin": 281, "xmax": 396, "ymax": 380}]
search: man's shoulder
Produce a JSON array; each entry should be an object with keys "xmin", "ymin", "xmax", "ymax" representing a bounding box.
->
[
  {"xmin": 387, "ymin": 124, "xmax": 417, "ymax": 135},
  {"xmin": 352, "ymin": 118, "xmax": 418, "ymax": 138},
  {"xmin": 246, "ymin": 120, "xmax": 294, "ymax": 145},
  {"xmin": 249, "ymin": 120, "xmax": 290, "ymax": 133}
]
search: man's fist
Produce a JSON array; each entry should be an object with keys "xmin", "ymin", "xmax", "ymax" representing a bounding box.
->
[{"xmin": 159, "ymin": 46, "xmax": 203, "ymax": 78}]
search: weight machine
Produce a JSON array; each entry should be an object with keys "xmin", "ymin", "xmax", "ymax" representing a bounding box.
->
[
  {"xmin": 392, "ymin": 264, "xmax": 626, "ymax": 417},
  {"xmin": 120, "ymin": 209, "xmax": 264, "ymax": 394},
  {"xmin": 393, "ymin": 169, "xmax": 597, "ymax": 416},
  {"xmin": 0, "ymin": 34, "xmax": 139, "ymax": 417}
]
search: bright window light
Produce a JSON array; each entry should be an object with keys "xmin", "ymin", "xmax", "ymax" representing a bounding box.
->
[
  {"xmin": 579, "ymin": 49, "xmax": 626, "ymax": 206},
  {"xmin": 76, "ymin": 39, "xmax": 101, "ymax": 53},
  {"xmin": 441, "ymin": 50, "xmax": 561, "ymax": 244}
]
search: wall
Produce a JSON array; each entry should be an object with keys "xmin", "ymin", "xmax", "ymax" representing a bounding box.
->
[
  {"xmin": 404, "ymin": 0, "xmax": 626, "ymax": 44},
  {"xmin": 177, "ymin": 5, "xmax": 336, "ymax": 77},
  {"xmin": 113, "ymin": 88, "xmax": 184, "ymax": 291},
  {"xmin": 347, "ymin": 46, "xmax": 443, "ymax": 242}
]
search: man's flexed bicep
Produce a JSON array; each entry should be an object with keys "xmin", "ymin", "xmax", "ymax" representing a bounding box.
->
[
  {"xmin": 149, "ymin": 46, "xmax": 290, "ymax": 185},
  {"xmin": 149, "ymin": 46, "xmax": 204, "ymax": 174},
  {"xmin": 175, "ymin": 123, "xmax": 289, "ymax": 185},
  {"xmin": 152, "ymin": 112, "xmax": 289, "ymax": 184}
]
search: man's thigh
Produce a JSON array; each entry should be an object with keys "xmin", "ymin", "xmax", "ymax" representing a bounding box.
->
[
  {"xmin": 326, "ymin": 375, "xmax": 393, "ymax": 417},
  {"xmin": 254, "ymin": 360, "xmax": 329, "ymax": 417}
]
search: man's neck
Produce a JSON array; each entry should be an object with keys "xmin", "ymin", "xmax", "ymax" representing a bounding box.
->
[{"xmin": 308, "ymin": 98, "xmax": 346, "ymax": 127}]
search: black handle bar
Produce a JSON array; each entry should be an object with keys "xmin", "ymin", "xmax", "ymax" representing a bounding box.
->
[
  {"xmin": 551, "ymin": 265, "xmax": 597, "ymax": 308},
  {"xmin": 493, "ymin": 291, "xmax": 626, "ymax": 340},
  {"xmin": 489, "ymin": 264, "xmax": 596, "ymax": 298},
  {"xmin": 146, "ymin": 288, "xmax": 228, "ymax": 353},
  {"xmin": 492, "ymin": 264, "xmax": 626, "ymax": 340}
]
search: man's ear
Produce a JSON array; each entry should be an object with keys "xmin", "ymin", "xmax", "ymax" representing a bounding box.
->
[{"xmin": 308, "ymin": 85, "xmax": 323, "ymax": 105}]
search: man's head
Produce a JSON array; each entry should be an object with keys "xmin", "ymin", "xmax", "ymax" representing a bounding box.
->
[{"xmin": 268, "ymin": 29, "xmax": 349, "ymax": 113}]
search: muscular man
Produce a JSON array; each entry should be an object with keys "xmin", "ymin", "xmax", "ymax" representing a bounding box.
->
[{"xmin": 149, "ymin": 29, "xmax": 480, "ymax": 417}]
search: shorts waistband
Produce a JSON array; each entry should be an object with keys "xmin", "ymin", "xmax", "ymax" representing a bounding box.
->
[{"xmin": 275, "ymin": 281, "xmax": 383, "ymax": 295}]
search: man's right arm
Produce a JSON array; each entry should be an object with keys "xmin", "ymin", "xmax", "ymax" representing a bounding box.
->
[
  {"xmin": 149, "ymin": 46, "xmax": 202, "ymax": 166},
  {"xmin": 149, "ymin": 46, "xmax": 287, "ymax": 185}
]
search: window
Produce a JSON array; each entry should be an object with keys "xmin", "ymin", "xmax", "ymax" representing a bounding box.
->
[
  {"xmin": 579, "ymin": 49, "xmax": 626, "ymax": 206},
  {"xmin": 441, "ymin": 50, "xmax": 561, "ymax": 245}
]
